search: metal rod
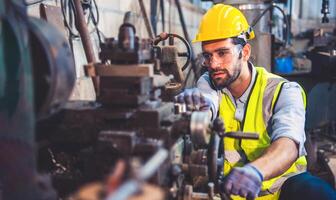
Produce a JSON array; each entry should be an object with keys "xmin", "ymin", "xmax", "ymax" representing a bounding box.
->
[
  {"xmin": 106, "ymin": 149, "xmax": 168, "ymax": 200},
  {"xmin": 225, "ymin": 132, "xmax": 259, "ymax": 140},
  {"xmin": 150, "ymin": 0, "xmax": 158, "ymax": 35},
  {"xmin": 138, "ymin": 0, "xmax": 154, "ymax": 39},
  {"xmin": 73, "ymin": 0, "xmax": 96, "ymax": 62},
  {"xmin": 160, "ymin": 0, "xmax": 165, "ymax": 45},
  {"xmin": 73, "ymin": 0, "xmax": 99, "ymax": 94}
]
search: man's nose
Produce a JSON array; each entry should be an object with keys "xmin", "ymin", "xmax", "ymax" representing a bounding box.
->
[{"xmin": 208, "ymin": 58, "xmax": 222, "ymax": 70}]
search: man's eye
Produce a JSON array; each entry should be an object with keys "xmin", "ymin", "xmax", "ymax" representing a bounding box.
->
[
  {"xmin": 202, "ymin": 53, "xmax": 211, "ymax": 60},
  {"xmin": 217, "ymin": 50, "xmax": 229, "ymax": 57}
]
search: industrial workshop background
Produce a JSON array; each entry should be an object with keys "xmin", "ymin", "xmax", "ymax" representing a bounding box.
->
[
  {"xmin": 0, "ymin": 0, "xmax": 335, "ymax": 199},
  {"xmin": 28, "ymin": 0, "xmax": 206, "ymax": 101}
]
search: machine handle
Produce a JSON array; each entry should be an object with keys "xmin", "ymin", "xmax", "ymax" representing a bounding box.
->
[{"xmin": 223, "ymin": 132, "xmax": 259, "ymax": 140}]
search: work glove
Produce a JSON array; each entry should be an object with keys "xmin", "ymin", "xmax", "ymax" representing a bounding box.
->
[
  {"xmin": 221, "ymin": 164, "xmax": 263, "ymax": 200},
  {"xmin": 175, "ymin": 88, "xmax": 212, "ymax": 112}
]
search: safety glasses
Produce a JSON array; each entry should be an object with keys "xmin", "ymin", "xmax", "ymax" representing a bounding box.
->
[{"xmin": 201, "ymin": 45, "xmax": 242, "ymax": 67}]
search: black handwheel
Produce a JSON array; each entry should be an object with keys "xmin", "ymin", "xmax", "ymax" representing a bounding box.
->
[{"xmin": 153, "ymin": 32, "xmax": 192, "ymax": 71}]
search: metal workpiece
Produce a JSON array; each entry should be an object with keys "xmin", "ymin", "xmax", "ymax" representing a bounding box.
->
[
  {"xmin": 190, "ymin": 111, "xmax": 211, "ymax": 149},
  {"xmin": 118, "ymin": 23, "xmax": 136, "ymax": 51},
  {"xmin": 28, "ymin": 17, "xmax": 76, "ymax": 120}
]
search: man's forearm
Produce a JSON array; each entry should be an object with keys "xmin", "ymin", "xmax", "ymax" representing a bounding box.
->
[{"xmin": 250, "ymin": 137, "xmax": 299, "ymax": 180}]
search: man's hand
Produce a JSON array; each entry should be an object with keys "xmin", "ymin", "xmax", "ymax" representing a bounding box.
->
[
  {"xmin": 222, "ymin": 164, "xmax": 263, "ymax": 200},
  {"xmin": 175, "ymin": 88, "xmax": 211, "ymax": 111}
]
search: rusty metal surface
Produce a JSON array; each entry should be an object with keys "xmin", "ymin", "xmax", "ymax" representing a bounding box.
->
[
  {"xmin": 39, "ymin": 3, "xmax": 67, "ymax": 37},
  {"xmin": 98, "ymin": 76, "xmax": 152, "ymax": 107},
  {"xmin": 93, "ymin": 64, "xmax": 154, "ymax": 77},
  {"xmin": 73, "ymin": 0, "xmax": 96, "ymax": 63},
  {"xmin": 99, "ymin": 34, "xmax": 153, "ymax": 65}
]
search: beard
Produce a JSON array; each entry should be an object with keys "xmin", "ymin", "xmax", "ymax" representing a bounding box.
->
[{"xmin": 209, "ymin": 62, "xmax": 242, "ymax": 90}]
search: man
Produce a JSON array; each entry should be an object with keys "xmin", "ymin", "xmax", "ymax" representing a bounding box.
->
[{"xmin": 176, "ymin": 4, "xmax": 335, "ymax": 200}]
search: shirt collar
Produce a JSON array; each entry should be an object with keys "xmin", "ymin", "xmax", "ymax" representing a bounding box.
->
[{"xmin": 222, "ymin": 62, "xmax": 256, "ymax": 104}]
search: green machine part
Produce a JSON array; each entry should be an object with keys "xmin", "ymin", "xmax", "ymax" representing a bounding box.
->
[
  {"xmin": 0, "ymin": 0, "xmax": 41, "ymax": 199},
  {"xmin": 0, "ymin": 0, "xmax": 4, "ymax": 97}
]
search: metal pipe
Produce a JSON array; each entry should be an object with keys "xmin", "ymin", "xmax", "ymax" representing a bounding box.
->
[
  {"xmin": 73, "ymin": 0, "xmax": 96, "ymax": 62},
  {"xmin": 150, "ymin": 0, "xmax": 158, "ymax": 35},
  {"xmin": 160, "ymin": 0, "xmax": 165, "ymax": 45},
  {"xmin": 73, "ymin": 0, "xmax": 99, "ymax": 94},
  {"xmin": 138, "ymin": 0, "xmax": 155, "ymax": 39}
]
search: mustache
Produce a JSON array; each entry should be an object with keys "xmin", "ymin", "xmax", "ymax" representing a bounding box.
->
[{"xmin": 209, "ymin": 68, "xmax": 229, "ymax": 74}]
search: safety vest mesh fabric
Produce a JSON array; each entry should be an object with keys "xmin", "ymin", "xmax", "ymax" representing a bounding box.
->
[{"xmin": 219, "ymin": 67, "xmax": 307, "ymax": 199}]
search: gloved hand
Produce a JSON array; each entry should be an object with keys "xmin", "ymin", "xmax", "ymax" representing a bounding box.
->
[
  {"xmin": 175, "ymin": 88, "xmax": 212, "ymax": 112},
  {"xmin": 222, "ymin": 164, "xmax": 263, "ymax": 200}
]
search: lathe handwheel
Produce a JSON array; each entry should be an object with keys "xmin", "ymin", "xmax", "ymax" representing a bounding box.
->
[
  {"xmin": 153, "ymin": 32, "xmax": 192, "ymax": 71},
  {"xmin": 207, "ymin": 133, "xmax": 224, "ymax": 187}
]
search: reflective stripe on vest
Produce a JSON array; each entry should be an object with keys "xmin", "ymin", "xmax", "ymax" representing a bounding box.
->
[{"xmin": 219, "ymin": 67, "xmax": 307, "ymax": 199}]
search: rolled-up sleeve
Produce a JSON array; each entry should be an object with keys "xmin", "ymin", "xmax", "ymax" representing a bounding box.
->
[{"xmin": 271, "ymin": 82, "xmax": 307, "ymax": 157}]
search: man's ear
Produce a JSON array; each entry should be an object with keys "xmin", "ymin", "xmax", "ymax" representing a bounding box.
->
[{"xmin": 242, "ymin": 43, "xmax": 251, "ymax": 61}]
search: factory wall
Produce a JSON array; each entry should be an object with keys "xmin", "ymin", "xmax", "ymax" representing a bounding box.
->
[
  {"xmin": 27, "ymin": 0, "xmax": 205, "ymax": 100},
  {"xmin": 291, "ymin": 0, "xmax": 336, "ymax": 35}
]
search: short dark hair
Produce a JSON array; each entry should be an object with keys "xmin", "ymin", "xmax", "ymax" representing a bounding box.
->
[
  {"xmin": 231, "ymin": 37, "xmax": 246, "ymax": 59},
  {"xmin": 231, "ymin": 37, "xmax": 247, "ymax": 47}
]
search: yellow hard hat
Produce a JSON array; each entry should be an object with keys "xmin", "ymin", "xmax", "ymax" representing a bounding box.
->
[{"xmin": 192, "ymin": 4, "xmax": 255, "ymax": 43}]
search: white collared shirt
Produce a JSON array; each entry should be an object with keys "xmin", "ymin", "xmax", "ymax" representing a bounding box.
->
[{"xmin": 197, "ymin": 62, "xmax": 307, "ymax": 156}]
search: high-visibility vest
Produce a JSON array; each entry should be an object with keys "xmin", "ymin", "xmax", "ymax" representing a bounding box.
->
[{"xmin": 219, "ymin": 67, "xmax": 307, "ymax": 200}]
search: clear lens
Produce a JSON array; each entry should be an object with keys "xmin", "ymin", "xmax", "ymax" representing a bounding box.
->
[{"xmin": 201, "ymin": 45, "xmax": 242, "ymax": 67}]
